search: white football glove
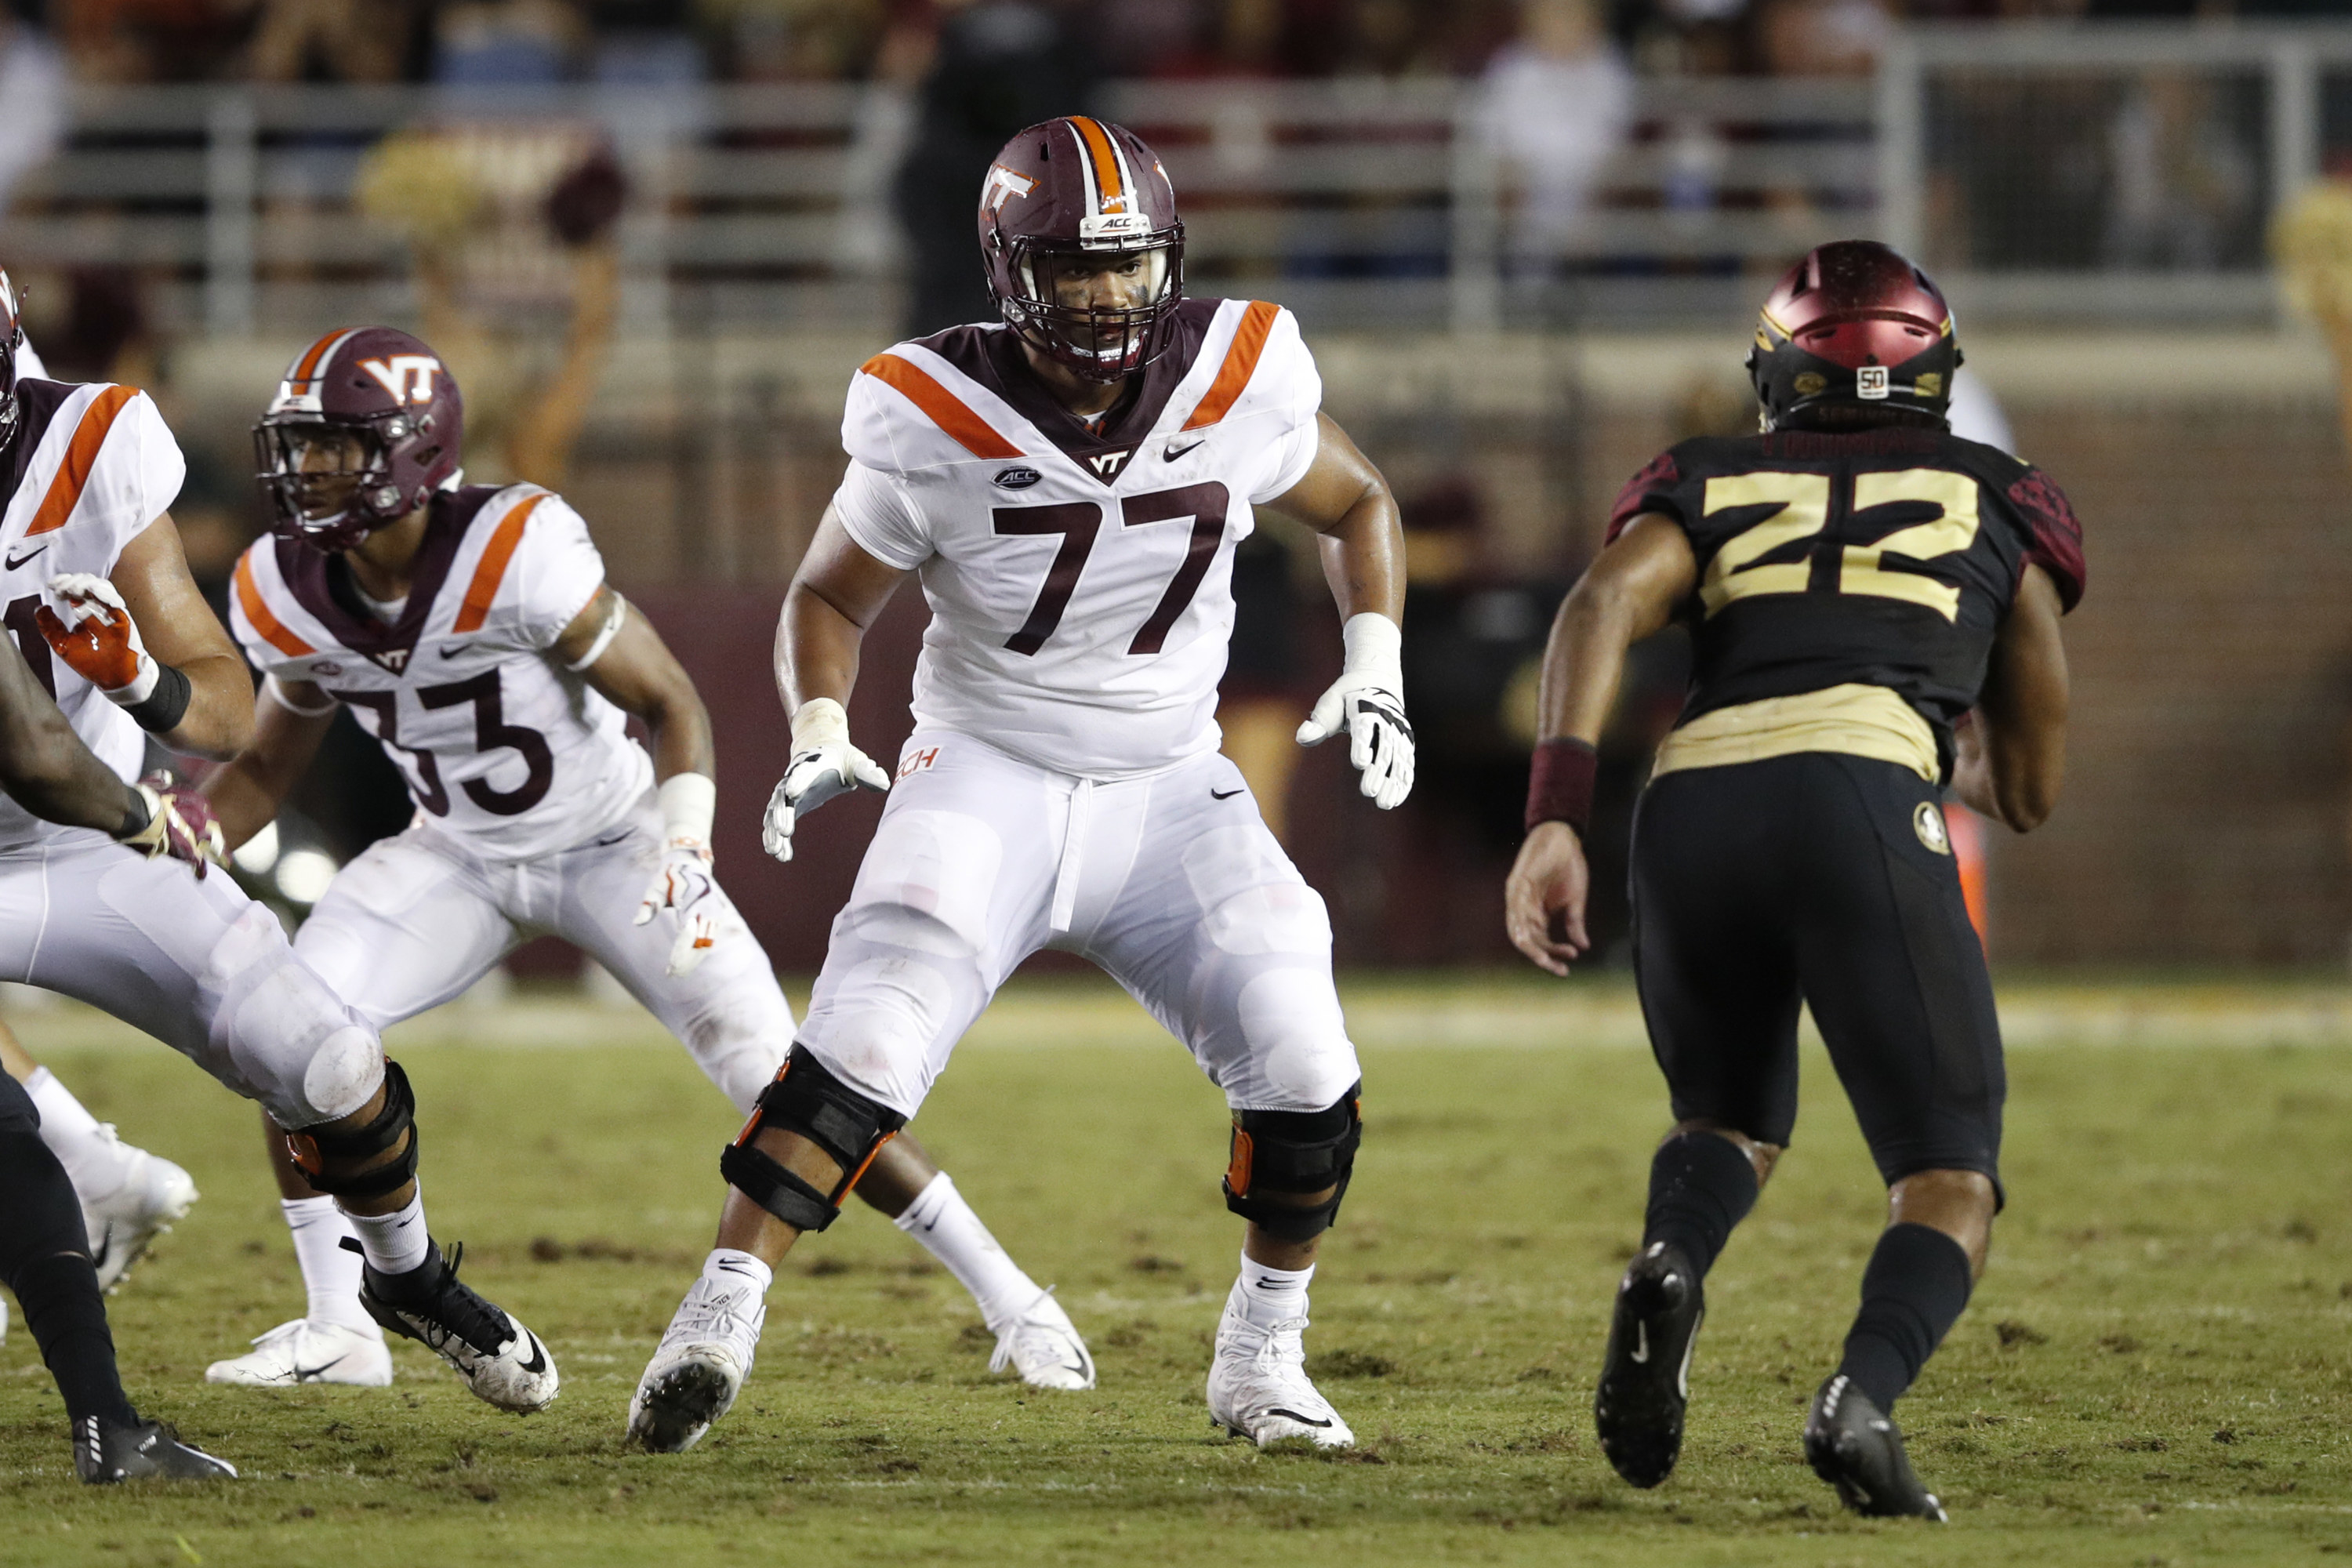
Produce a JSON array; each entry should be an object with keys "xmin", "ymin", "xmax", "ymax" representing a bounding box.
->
[
  {"xmin": 1297, "ymin": 612, "xmax": 1414, "ymax": 811},
  {"xmin": 761, "ymin": 698, "xmax": 890, "ymax": 863},
  {"xmin": 634, "ymin": 775, "xmax": 739, "ymax": 977}
]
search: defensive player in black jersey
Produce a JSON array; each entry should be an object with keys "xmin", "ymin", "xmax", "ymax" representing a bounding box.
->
[{"xmin": 1504, "ymin": 241, "xmax": 2084, "ymax": 1519}]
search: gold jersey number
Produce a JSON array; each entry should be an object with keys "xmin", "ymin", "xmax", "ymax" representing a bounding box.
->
[{"xmin": 1697, "ymin": 468, "xmax": 1980, "ymax": 622}]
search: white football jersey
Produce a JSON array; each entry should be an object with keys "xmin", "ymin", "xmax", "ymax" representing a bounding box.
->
[
  {"xmin": 0, "ymin": 379, "xmax": 185, "ymax": 849},
  {"xmin": 230, "ymin": 483, "xmax": 652, "ymax": 860},
  {"xmin": 832, "ymin": 297, "xmax": 1322, "ymax": 779}
]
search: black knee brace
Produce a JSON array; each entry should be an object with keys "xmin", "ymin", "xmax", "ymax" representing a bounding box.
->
[
  {"xmin": 1221, "ymin": 1085, "xmax": 1363, "ymax": 1243},
  {"xmin": 719, "ymin": 1047, "xmax": 906, "ymax": 1234},
  {"xmin": 286, "ymin": 1060, "xmax": 419, "ymax": 1200}
]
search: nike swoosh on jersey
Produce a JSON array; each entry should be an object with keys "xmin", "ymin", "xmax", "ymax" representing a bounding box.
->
[
  {"xmin": 4, "ymin": 543, "xmax": 49, "ymax": 569},
  {"xmin": 1210, "ymin": 786, "xmax": 1246, "ymax": 800},
  {"xmin": 1163, "ymin": 437, "xmax": 1206, "ymax": 462}
]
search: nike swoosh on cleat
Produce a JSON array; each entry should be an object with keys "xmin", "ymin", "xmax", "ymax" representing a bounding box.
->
[
  {"xmin": 1210, "ymin": 786, "xmax": 1245, "ymax": 800},
  {"xmin": 1264, "ymin": 1408, "xmax": 1334, "ymax": 1428},
  {"xmin": 1630, "ymin": 1322, "xmax": 1650, "ymax": 1364},
  {"xmin": 290, "ymin": 1353, "xmax": 351, "ymax": 1381},
  {"xmin": 5, "ymin": 543, "xmax": 48, "ymax": 569},
  {"xmin": 516, "ymin": 1331, "xmax": 550, "ymax": 1377}
]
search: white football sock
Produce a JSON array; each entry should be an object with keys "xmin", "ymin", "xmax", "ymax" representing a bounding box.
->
[
  {"xmin": 1230, "ymin": 1250, "xmax": 1315, "ymax": 1330},
  {"xmin": 24, "ymin": 1067, "xmax": 127, "ymax": 1200},
  {"xmin": 340, "ymin": 1188, "xmax": 431, "ymax": 1278},
  {"xmin": 894, "ymin": 1173, "xmax": 1045, "ymax": 1330},
  {"xmin": 702, "ymin": 1247, "xmax": 774, "ymax": 1296},
  {"xmin": 281, "ymin": 1196, "xmax": 376, "ymax": 1331}
]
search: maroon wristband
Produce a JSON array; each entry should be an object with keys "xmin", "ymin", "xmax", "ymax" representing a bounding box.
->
[{"xmin": 1525, "ymin": 738, "xmax": 1599, "ymax": 835}]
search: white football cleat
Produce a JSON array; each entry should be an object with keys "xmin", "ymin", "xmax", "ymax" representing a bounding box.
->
[
  {"xmin": 360, "ymin": 1242, "xmax": 557, "ymax": 1414},
  {"xmin": 629, "ymin": 1268, "xmax": 766, "ymax": 1453},
  {"xmin": 78, "ymin": 1127, "xmax": 198, "ymax": 1291},
  {"xmin": 1207, "ymin": 1305, "xmax": 1355, "ymax": 1450},
  {"xmin": 989, "ymin": 1288, "xmax": 1094, "ymax": 1391},
  {"xmin": 205, "ymin": 1319, "xmax": 394, "ymax": 1388}
]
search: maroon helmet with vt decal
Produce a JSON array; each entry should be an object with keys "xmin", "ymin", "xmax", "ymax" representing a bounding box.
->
[
  {"xmin": 1747, "ymin": 240, "xmax": 1961, "ymax": 431},
  {"xmin": 978, "ymin": 116, "xmax": 1185, "ymax": 383},
  {"xmin": 253, "ymin": 326, "xmax": 463, "ymax": 552}
]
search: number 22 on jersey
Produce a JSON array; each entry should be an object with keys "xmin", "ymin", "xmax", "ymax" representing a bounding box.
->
[{"xmin": 1699, "ymin": 468, "xmax": 1980, "ymax": 622}]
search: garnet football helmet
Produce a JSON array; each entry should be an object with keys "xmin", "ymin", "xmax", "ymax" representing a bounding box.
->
[
  {"xmin": 0, "ymin": 270, "xmax": 22, "ymax": 457},
  {"xmin": 978, "ymin": 117, "xmax": 1185, "ymax": 383},
  {"xmin": 253, "ymin": 326, "xmax": 463, "ymax": 552},
  {"xmin": 1747, "ymin": 241, "xmax": 1961, "ymax": 431}
]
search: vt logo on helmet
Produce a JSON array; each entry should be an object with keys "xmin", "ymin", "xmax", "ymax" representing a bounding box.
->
[
  {"xmin": 1747, "ymin": 241, "xmax": 1961, "ymax": 432},
  {"xmin": 253, "ymin": 326, "xmax": 464, "ymax": 552},
  {"xmin": 0, "ymin": 269, "xmax": 24, "ymax": 458},
  {"xmin": 978, "ymin": 116, "xmax": 1185, "ymax": 383}
]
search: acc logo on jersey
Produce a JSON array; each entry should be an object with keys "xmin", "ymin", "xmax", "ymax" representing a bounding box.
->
[
  {"xmin": 993, "ymin": 466, "xmax": 1041, "ymax": 490},
  {"xmin": 360, "ymin": 354, "xmax": 442, "ymax": 405},
  {"xmin": 1913, "ymin": 800, "xmax": 1951, "ymax": 855}
]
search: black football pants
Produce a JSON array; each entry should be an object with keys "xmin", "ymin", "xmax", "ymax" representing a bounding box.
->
[{"xmin": 1628, "ymin": 750, "xmax": 2005, "ymax": 1200}]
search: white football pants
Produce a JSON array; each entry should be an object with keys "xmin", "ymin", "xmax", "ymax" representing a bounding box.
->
[
  {"xmin": 796, "ymin": 730, "xmax": 1362, "ymax": 1119},
  {"xmin": 294, "ymin": 791, "xmax": 789, "ymax": 1112},
  {"xmin": 0, "ymin": 829, "xmax": 383, "ymax": 1127}
]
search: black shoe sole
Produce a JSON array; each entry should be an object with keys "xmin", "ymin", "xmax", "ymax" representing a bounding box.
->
[
  {"xmin": 632, "ymin": 1360, "xmax": 734, "ymax": 1454},
  {"xmin": 1594, "ymin": 1247, "xmax": 1704, "ymax": 1489}
]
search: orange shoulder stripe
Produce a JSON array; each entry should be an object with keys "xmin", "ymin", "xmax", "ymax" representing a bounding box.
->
[
  {"xmin": 27, "ymin": 386, "xmax": 140, "ymax": 538},
  {"xmin": 1180, "ymin": 301, "xmax": 1280, "ymax": 432},
  {"xmin": 860, "ymin": 354, "xmax": 1022, "ymax": 460},
  {"xmin": 452, "ymin": 491, "xmax": 549, "ymax": 634},
  {"xmin": 234, "ymin": 552, "xmax": 316, "ymax": 659}
]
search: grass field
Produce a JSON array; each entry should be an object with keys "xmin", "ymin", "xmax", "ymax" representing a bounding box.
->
[{"xmin": 3, "ymin": 973, "xmax": 2351, "ymax": 1566}]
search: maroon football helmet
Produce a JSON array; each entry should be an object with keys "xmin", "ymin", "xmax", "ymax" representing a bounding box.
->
[
  {"xmin": 253, "ymin": 326, "xmax": 463, "ymax": 552},
  {"xmin": 1747, "ymin": 241, "xmax": 1962, "ymax": 431},
  {"xmin": 978, "ymin": 117, "xmax": 1185, "ymax": 383},
  {"xmin": 0, "ymin": 270, "xmax": 23, "ymax": 457}
]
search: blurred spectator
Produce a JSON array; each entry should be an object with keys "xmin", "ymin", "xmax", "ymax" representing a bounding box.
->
[
  {"xmin": 1476, "ymin": 0, "xmax": 1633, "ymax": 274},
  {"xmin": 32, "ymin": 265, "xmax": 154, "ymax": 386},
  {"xmin": 1754, "ymin": 0, "xmax": 1889, "ymax": 75},
  {"xmin": 432, "ymin": 0, "xmax": 584, "ymax": 85},
  {"xmin": 894, "ymin": 0, "xmax": 1095, "ymax": 338},
  {"xmin": 0, "ymin": 6, "xmax": 65, "ymax": 221},
  {"xmin": 585, "ymin": 0, "xmax": 706, "ymax": 85},
  {"xmin": 60, "ymin": 0, "xmax": 250, "ymax": 81},
  {"xmin": 2102, "ymin": 70, "xmax": 2261, "ymax": 270},
  {"xmin": 247, "ymin": 0, "xmax": 417, "ymax": 81},
  {"xmin": 700, "ymin": 0, "xmax": 884, "ymax": 82}
]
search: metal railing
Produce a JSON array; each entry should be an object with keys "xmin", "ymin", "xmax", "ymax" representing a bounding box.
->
[{"xmin": 0, "ymin": 73, "xmax": 1875, "ymax": 336}]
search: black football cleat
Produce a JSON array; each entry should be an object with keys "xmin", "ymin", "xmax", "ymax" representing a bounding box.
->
[
  {"xmin": 1593, "ymin": 1240, "xmax": 1705, "ymax": 1488},
  {"xmin": 358, "ymin": 1240, "xmax": 559, "ymax": 1414},
  {"xmin": 1803, "ymin": 1374, "xmax": 1947, "ymax": 1521},
  {"xmin": 75, "ymin": 1414, "xmax": 238, "ymax": 1483}
]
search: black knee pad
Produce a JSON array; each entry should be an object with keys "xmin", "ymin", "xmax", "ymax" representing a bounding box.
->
[
  {"xmin": 286, "ymin": 1060, "xmax": 419, "ymax": 1200},
  {"xmin": 1222, "ymin": 1085, "xmax": 1363, "ymax": 1243},
  {"xmin": 719, "ymin": 1047, "xmax": 906, "ymax": 1234}
]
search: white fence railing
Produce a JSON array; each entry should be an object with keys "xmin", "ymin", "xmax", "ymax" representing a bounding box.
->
[{"xmin": 7, "ymin": 27, "xmax": 2352, "ymax": 336}]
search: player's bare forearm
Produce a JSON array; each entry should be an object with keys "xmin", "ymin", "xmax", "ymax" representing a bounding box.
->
[
  {"xmin": 1536, "ymin": 515, "xmax": 1697, "ymax": 743},
  {"xmin": 1958, "ymin": 564, "xmax": 2069, "ymax": 833},
  {"xmin": 1269, "ymin": 414, "xmax": 1403, "ymax": 622},
  {"xmin": 202, "ymin": 681, "xmax": 335, "ymax": 851},
  {"xmin": 0, "ymin": 636, "xmax": 144, "ymax": 835},
  {"xmin": 777, "ymin": 507, "xmax": 906, "ymax": 714},
  {"xmin": 110, "ymin": 514, "xmax": 255, "ymax": 759},
  {"xmin": 568, "ymin": 589, "xmax": 715, "ymax": 783}
]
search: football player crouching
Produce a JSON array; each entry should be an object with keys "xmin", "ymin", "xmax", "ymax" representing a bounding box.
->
[
  {"xmin": 629, "ymin": 117, "xmax": 1410, "ymax": 1455},
  {"xmin": 200, "ymin": 328, "xmax": 1090, "ymax": 1392}
]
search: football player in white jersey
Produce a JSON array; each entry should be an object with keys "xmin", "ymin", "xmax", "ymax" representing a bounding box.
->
[
  {"xmin": 0, "ymin": 328, "xmax": 205, "ymax": 1298},
  {"xmin": 630, "ymin": 117, "xmax": 1413, "ymax": 1454},
  {"xmin": 204, "ymin": 327, "xmax": 1091, "ymax": 1392},
  {"xmin": 0, "ymin": 272, "xmax": 561, "ymax": 1417}
]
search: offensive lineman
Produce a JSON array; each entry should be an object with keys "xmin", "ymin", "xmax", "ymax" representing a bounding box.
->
[
  {"xmin": 1505, "ymin": 242, "xmax": 2081, "ymax": 1518},
  {"xmin": 0, "ymin": 271, "xmax": 558, "ymax": 1416},
  {"xmin": 208, "ymin": 328, "xmax": 1091, "ymax": 1391},
  {"xmin": 630, "ymin": 116, "xmax": 1414, "ymax": 1454}
]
